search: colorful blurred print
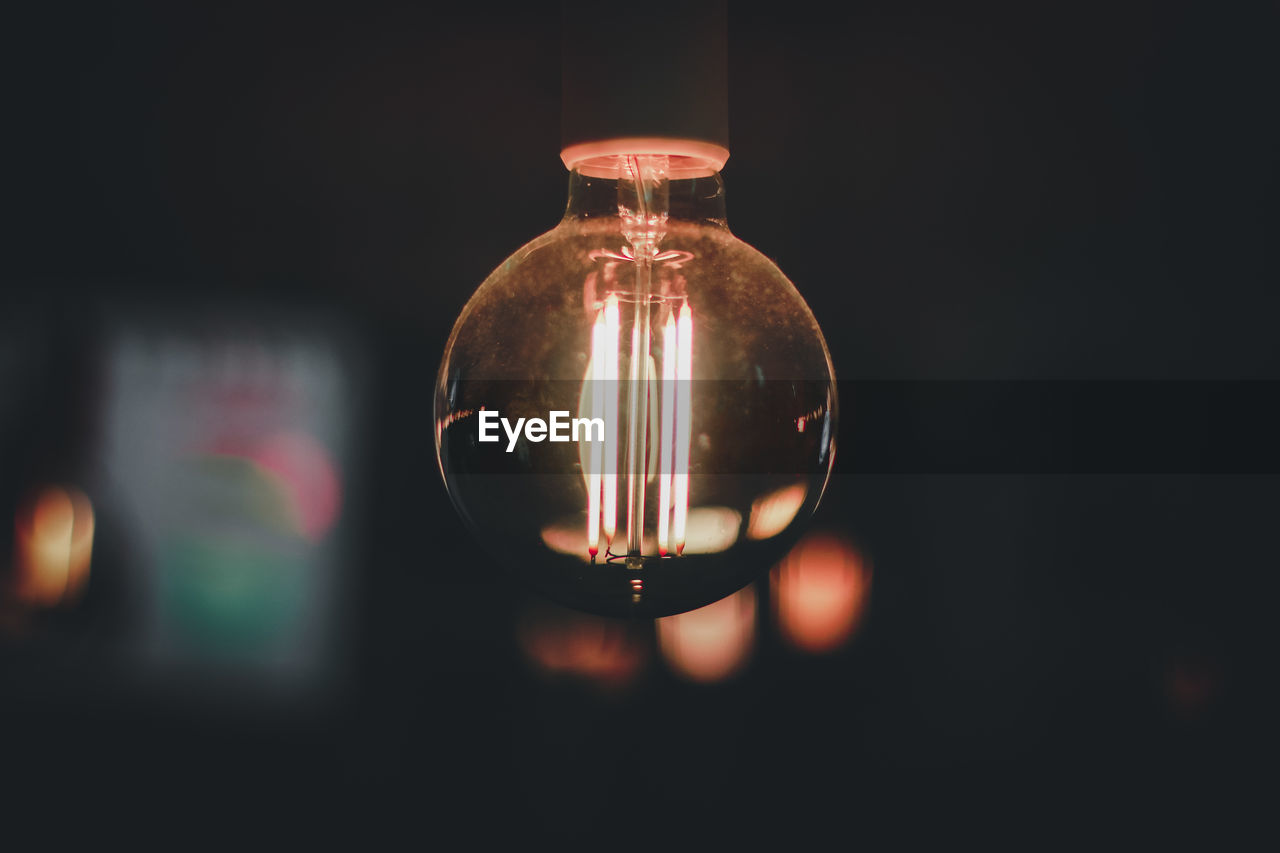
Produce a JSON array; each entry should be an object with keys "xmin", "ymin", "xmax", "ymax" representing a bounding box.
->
[{"xmin": 96, "ymin": 322, "xmax": 357, "ymax": 688}]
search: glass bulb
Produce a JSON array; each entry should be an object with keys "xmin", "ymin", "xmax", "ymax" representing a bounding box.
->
[{"xmin": 435, "ymin": 153, "xmax": 836, "ymax": 616}]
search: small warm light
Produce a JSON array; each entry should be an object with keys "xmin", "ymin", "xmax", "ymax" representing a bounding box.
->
[
  {"xmin": 745, "ymin": 483, "xmax": 808, "ymax": 540},
  {"xmin": 657, "ymin": 584, "xmax": 755, "ymax": 682},
  {"xmin": 14, "ymin": 486, "xmax": 95, "ymax": 607},
  {"xmin": 679, "ymin": 506, "xmax": 741, "ymax": 554},
  {"xmin": 772, "ymin": 531, "xmax": 869, "ymax": 654},
  {"xmin": 518, "ymin": 604, "xmax": 647, "ymax": 688}
]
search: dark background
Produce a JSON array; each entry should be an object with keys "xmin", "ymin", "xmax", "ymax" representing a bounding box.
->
[{"xmin": 1, "ymin": 0, "xmax": 1275, "ymax": 841}]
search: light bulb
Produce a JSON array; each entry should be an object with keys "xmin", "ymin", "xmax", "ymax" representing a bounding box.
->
[
  {"xmin": 434, "ymin": 3, "xmax": 836, "ymax": 616},
  {"xmin": 434, "ymin": 149, "xmax": 836, "ymax": 617}
]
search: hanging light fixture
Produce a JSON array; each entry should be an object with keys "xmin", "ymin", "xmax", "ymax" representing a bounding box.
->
[{"xmin": 434, "ymin": 2, "xmax": 837, "ymax": 616}]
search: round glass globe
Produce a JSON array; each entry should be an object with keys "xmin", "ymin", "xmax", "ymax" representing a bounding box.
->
[{"xmin": 435, "ymin": 157, "xmax": 836, "ymax": 617}]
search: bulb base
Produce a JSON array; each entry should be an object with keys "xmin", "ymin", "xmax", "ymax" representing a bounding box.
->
[{"xmin": 560, "ymin": 138, "xmax": 729, "ymax": 179}]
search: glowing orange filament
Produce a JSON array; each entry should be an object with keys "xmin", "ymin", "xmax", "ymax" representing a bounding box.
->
[
  {"xmin": 586, "ymin": 309, "xmax": 606, "ymax": 557},
  {"xmin": 583, "ymin": 297, "xmax": 691, "ymax": 561},
  {"xmin": 15, "ymin": 487, "xmax": 95, "ymax": 608},
  {"xmin": 603, "ymin": 294, "xmax": 620, "ymax": 545},
  {"xmin": 672, "ymin": 303, "xmax": 693, "ymax": 554},
  {"xmin": 657, "ymin": 312, "xmax": 677, "ymax": 555}
]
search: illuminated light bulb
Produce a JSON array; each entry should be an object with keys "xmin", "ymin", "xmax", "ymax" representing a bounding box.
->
[{"xmin": 433, "ymin": 4, "xmax": 837, "ymax": 616}]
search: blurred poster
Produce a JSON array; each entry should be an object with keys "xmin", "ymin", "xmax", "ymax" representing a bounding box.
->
[{"xmin": 97, "ymin": 316, "xmax": 359, "ymax": 696}]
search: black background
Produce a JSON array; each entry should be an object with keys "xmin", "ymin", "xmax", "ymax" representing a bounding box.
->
[{"xmin": 2, "ymin": 0, "xmax": 1275, "ymax": 842}]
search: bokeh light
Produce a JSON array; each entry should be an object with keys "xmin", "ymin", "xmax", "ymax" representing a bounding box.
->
[
  {"xmin": 518, "ymin": 603, "xmax": 648, "ymax": 689},
  {"xmin": 657, "ymin": 584, "xmax": 756, "ymax": 682},
  {"xmin": 679, "ymin": 506, "xmax": 742, "ymax": 555},
  {"xmin": 771, "ymin": 531, "xmax": 869, "ymax": 654},
  {"xmin": 247, "ymin": 431, "xmax": 342, "ymax": 541},
  {"xmin": 13, "ymin": 486, "xmax": 95, "ymax": 608}
]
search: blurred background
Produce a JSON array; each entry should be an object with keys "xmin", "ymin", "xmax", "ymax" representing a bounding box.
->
[{"xmin": 1, "ymin": 0, "xmax": 1275, "ymax": 841}]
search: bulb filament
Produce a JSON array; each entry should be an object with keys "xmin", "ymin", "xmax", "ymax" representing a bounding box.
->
[
  {"xmin": 581, "ymin": 154, "xmax": 692, "ymax": 569},
  {"xmin": 583, "ymin": 297, "xmax": 692, "ymax": 564},
  {"xmin": 603, "ymin": 294, "xmax": 620, "ymax": 547}
]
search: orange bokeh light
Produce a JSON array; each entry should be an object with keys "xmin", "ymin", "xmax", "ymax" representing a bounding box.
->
[
  {"xmin": 518, "ymin": 605, "xmax": 647, "ymax": 689},
  {"xmin": 13, "ymin": 486, "xmax": 95, "ymax": 608},
  {"xmin": 771, "ymin": 531, "xmax": 869, "ymax": 654},
  {"xmin": 657, "ymin": 584, "xmax": 756, "ymax": 683}
]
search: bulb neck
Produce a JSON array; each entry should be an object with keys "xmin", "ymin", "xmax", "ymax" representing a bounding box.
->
[{"xmin": 563, "ymin": 155, "xmax": 728, "ymax": 233}]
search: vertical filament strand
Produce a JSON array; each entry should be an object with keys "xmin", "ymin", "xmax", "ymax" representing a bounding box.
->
[
  {"xmin": 673, "ymin": 302, "xmax": 693, "ymax": 554},
  {"xmin": 625, "ymin": 302, "xmax": 651, "ymax": 559},
  {"xmin": 586, "ymin": 308, "xmax": 606, "ymax": 557},
  {"xmin": 603, "ymin": 294, "xmax": 620, "ymax": 544},
  {"xmin": 658, "ymin": 311, "xmax": 677, "ymax": 555}
]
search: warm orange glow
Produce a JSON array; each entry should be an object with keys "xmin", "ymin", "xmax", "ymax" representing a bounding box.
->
[
  {"xmin": 746, "ymin": 483, "xmax": 808, "ymax": 540},
  {"xmin": 657, "ymin": 584, "xmax": 755, "ymax": 682},
  {"xmin": 549, "ymin": 508, "xmax": 738, "ymax": 560},
  {"xmin": 578, "ymin": 297, "xmax": 698, "ymax": 562},
  {"xmin": 657, "ymin": 312, "xmax": 677, "ymax": 555},
  {"xmin": 679, "ymin": 506, "xmax": 741, "ymax": 554},
  {"xmin": 645, "ymin": 353, "xmax": 660, "ymax": 481},
  {"xmin": 14, "ymin": 486, "xmax": 95, "ymax": 608},
  {"xmin": 672, "ymin": 302, "xmax": 693, "ymax": 554},
  {"xmin": 603, "ymin": 294, "xmax": 620, "ymax": 545},
  {"xmin": 560, "ymin": 139, "xmax": 729, "ymax": 178},
  {"xmin": 585, "ymin": 309, "xmax": 606, "ymax": 556},
  {"xmin": 519, "ymin": 604, "xmax": 646, "ymax": 688},
  {"xmin": 772, "ymin": 532, "xmax": 869, "ymax": 654}
]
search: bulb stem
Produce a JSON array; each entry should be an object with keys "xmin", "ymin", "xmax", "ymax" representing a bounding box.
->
[{"xmin": 621, "ymin": 155, "xmax": 667, "ymax": 566}]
